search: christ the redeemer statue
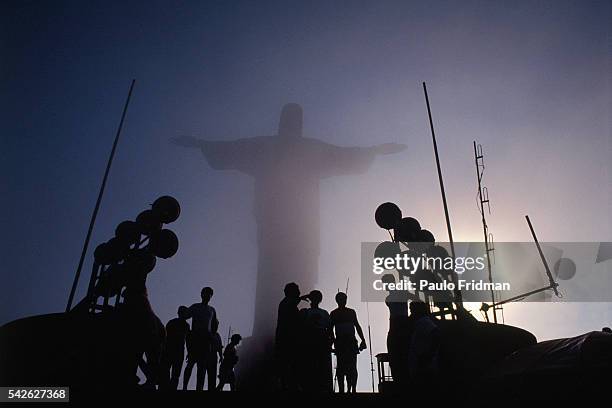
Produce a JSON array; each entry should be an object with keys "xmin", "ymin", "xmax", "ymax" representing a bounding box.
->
[{"xmin": 172, "ymin": 103, "xmax": 406, "ymax": 339}]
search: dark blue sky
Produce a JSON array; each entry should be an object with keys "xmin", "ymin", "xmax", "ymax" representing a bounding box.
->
[{"xmin": 1, "ymin": 0, "xmax": 610, "ymax": 390}]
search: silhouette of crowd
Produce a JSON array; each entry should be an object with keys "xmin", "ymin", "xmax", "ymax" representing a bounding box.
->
[
  {"xmin": 274, "ymin": 282, "xmax": 440, "ymax": 393},
  {"xmin": 128, "ymin": 281, "xmax": 369, "ymax": 393},
  {"xmin": 141, "ymin": 282, "xmax": 363, "ymax": 393},
  {"xmin": 275, "ymin": 283, "xmax": 367, "ymax": 393},
  {"xmin": 123, "ymin": 285, "xmax": 242, "ymax": 391},
  {"xmin": 124, "ymin": 279, "xmax": 441, "ymax": 393}
]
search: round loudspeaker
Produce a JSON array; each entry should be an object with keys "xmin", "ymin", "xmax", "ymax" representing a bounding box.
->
[
  {"xmin": 375, "ymin": 202, "xmax": 402, "ymax": 230},
  {"xmin": 394, "ymin": 217, "xmax": 421, "ymax": 242},
  {"xmin": 152, "ymin": 196, "xmax": 181, "ymax": 224},
  {"xmin": 136, "ymin": 210, "xmax": 162, "ymax": 235},
  {"xmin": 149, "ymin": 229, "xmax": 179, "ymax": 259}
]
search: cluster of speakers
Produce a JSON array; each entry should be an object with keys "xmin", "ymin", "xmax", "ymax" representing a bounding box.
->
[
  {"xmin": 87, "ymin": 196, "xmax": 180, "ymax": 308},
  {"xmin": 374, "ymin": 202, "xmax": 455, "ymax": 288}
]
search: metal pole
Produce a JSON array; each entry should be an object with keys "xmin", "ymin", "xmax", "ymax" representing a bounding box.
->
[
  {"xmin": 422, "ymin": 82, "xmax": 463, "ymax": 307},
  {"xmin": 525, "ymin": 215, "xmax": 560, "ymax": 296},
  {"xmin": 66, "ymin": 80, "xmax": 136, "ymax": 312},
  {"xmin": 486, "ymin": 283, "xmax": 558, "ymax": 308},
  {"xmin": 366, "ymin": 302, "xmax": 375, "ymax": 392}
]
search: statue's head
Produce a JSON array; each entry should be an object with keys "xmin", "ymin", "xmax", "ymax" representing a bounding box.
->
[{"xmin": 278, "ymin": 103, "xmax": 303, "ymax": 137}]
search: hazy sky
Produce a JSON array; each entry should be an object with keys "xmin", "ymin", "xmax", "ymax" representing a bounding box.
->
[{"xmin": 1, "ymin": 0, "xmax": 610, "ymax": 390}]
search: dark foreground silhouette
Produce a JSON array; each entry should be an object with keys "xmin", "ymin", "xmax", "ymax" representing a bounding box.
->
[{"xmin": 1, "ymin": 180, "xmax": 611, "ymax": 403}]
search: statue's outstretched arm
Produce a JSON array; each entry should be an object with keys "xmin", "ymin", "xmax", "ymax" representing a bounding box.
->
[
  {"xmin": 316, "ymin": 140, "xmax": 408, "ymax": 179},
  {"xmin": 171, "ymin": 135, "xmax": 266, "ymax": 174}
]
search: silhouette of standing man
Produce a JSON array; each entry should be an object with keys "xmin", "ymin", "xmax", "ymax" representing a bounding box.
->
[
  {"xmin": 163, "ymin": 305, "xmax": 190, "ymax": 390},
  {"xmin": 300, "ymin": 290, "xmax": 333, "ymax": 392},
  {"xmin": 172, "ymin": 103, "xmax": 406, "ymax": 339},
  {"xmin": 185, "ymin": 287, "xmax": 219, "ymax": 391},
  {"xmin": 275, "ymin": 282, "xmax": 308, "ymax": 390},
  {"xmin": 330, "ymin": 292, "xmax": 366, "ymax": 393}
]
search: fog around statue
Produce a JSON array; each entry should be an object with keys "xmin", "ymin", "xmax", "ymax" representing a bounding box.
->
[{"xmin": 171, "ymin": 103, "xmax": 407, "ymax": 339}]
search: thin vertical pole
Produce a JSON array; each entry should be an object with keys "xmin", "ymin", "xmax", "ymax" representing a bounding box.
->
[
  {"xmin": 366, "ymin": 302, "xmax": 375, "ymax": 392},
  {"xmin": 66, "ymin": 80, "xmax": 136, "ymax": 312},
  {"xmin": 422, "ymin": 82, "xmax": 463, "ymax": 307}
]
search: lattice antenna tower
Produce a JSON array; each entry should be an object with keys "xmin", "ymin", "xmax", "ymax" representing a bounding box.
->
[{"xmin": 473, "ymin": 141, "xmax": 503, "ymax": 323}]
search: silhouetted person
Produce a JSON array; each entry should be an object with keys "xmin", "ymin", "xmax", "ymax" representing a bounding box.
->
[
  {"xmin": 163, "ymin": 306, "xmax": 190, "ymax": 390},
  {"xmin": 330, "ymin": 292, "xmax": 366, "ymax": 393},
  {"xmin": 172, "ymin": 104, "xmax": 407, "ymax": 340},
  {"xmin": 120, "ymin": 277, "xmax": 165, "ymax": 389},
  {"xmin": 300, "ymin": 290, "xmax": 333, "ymax": 392},
  {"xmin": 207, "ymin": 330, "xmax": 223, "ymax": 390},
  {"xmin": 382, "ymin": 273, "xmax": 410, "ymax": 386},
  {"xmin": 407, "ymin": 301, "xmax": 439, "ymax": 382},
  {"xmin": 425, "ymin": 245, "xmax": 454, "ymax": 317},
  {"xmin": 275, "ymin": 282, "xmax": 308, "ymax": 390},
  {"xmin": 185, "ymin": 287, "xmax": 219, "ymax": 390},
  {"xmin": 217, "ymin": 334, "xmax": 242, "ymax": 391},
  {"xmin": 603, "ymin": 327, "xmax": 612, "ymax": 334}
]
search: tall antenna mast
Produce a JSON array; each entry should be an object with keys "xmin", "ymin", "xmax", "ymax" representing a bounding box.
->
[
  {"xmin": 66, "ymin": 80, "xmax": 136, "ymax": 312},
  {"xmin": 423, "ymin": 82, "xmax": 463, "ymax": 310},
  {"xmin": 473, "ymin": 141, "xmax": 501, "ymax": 323}
]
